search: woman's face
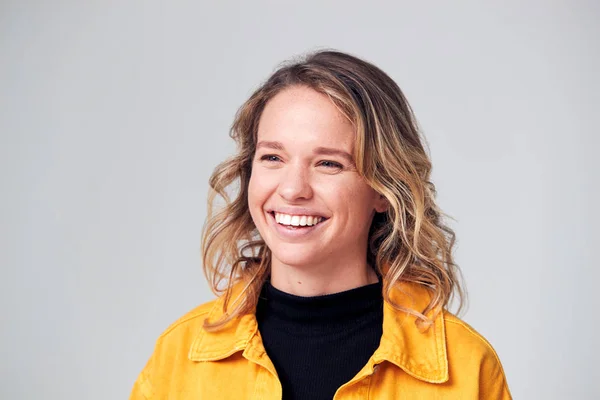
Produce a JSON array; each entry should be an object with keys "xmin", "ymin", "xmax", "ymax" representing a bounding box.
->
[{"xmin": 248, "ymin": 86, "xmax": 387, "ymax": 271}]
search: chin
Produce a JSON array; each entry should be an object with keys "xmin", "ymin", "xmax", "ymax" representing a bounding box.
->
[{"xmin": 268, "ymin": 245, "xmax": 323, "ymax": 269}]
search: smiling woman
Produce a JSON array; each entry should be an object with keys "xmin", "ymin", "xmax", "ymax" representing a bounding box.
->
[
  {"xmin": 248, "ymin": 86, "xmax": 388, "ymax": 294},
  {"xmin": 130, "ymin": 50, "xmax": 512, "ymax": 399}
]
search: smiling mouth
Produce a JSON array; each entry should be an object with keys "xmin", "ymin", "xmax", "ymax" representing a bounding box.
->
[{"xmin": 269, "ymin": 211, "xmax": 328, "ymax": 228}]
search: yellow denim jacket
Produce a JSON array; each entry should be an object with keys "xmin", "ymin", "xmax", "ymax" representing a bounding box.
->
[{"xmin": 130, "ymin": 282, "xmax": 511, "ymax": 399}]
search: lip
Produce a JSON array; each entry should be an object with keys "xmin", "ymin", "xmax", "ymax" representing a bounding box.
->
[{"xmin": 265, "ymin": 210, "xmax": 328, "ymax": 240}]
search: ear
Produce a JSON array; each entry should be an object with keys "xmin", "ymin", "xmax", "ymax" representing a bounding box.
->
[{"xmin": 374, "ymin": 194, "xmax": 389, "ymax": 213}]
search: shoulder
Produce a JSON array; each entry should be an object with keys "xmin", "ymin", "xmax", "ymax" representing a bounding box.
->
[
  {"xmin": 146, "ymin": 296, "xmax": 221, "ymax": 365},
  {"xmin": 157, "ymin": 298, "xmax": 217, "ymax": 341},
  {"xmin": 442, "ymin": 311, "xmax": 512, "ymax": 398},
  {"xmin": 149, "ymin": 297, "xmax": 219, "ymax": 358},
  {"xmin": 443, "ymin": 311, "xmax": 502, "ymax": 358},
  {"xmin": 130, "ymin": 297, "xmax": 220, "ymax": 399}
]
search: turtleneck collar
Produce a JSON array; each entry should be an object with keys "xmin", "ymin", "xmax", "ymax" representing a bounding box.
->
[{"xmin": 256, "ymin": 278, "xmax": 383, "ymax": 335}]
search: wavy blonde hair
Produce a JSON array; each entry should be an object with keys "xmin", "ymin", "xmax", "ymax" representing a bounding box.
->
[{"xmin": 202, "ymin": 50, "xmax": 465, "ymax": 330}]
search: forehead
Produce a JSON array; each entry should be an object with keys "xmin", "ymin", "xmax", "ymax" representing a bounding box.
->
[{"xmin": 257, "ymin": 86, "xmax": 355, "ymax": 149}]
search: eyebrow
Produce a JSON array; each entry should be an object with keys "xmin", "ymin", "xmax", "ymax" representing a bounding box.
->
[
  {"xmin": 256, "ymin": 141, "xmax": 355, "ymax": 164},
  {"xmin": 256, "ymin": 140, "xmax": 285, "ymax": 151}
]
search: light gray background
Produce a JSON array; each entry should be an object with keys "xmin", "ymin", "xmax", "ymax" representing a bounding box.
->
[{"xmin": 1, "ymin": 1, "xmax": 598, "ymax": 399}]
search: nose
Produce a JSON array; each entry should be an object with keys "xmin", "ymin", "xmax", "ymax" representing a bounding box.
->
[{"xmin": 276, "ymin": 162, "xmax": 313, "ymax": 202}]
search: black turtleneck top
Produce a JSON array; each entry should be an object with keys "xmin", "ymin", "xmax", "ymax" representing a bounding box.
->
[{"xmin": 255, "ymin": 279, "xmax": 384, "ymax": 400}]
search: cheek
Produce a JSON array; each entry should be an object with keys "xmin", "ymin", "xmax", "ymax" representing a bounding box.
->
[
  {"xmin": 247, "ymin": 174, "xmax": 261, "ymax": 209},
  {"xmin": 341, "ymin": 183, "xmax": 379, "ymax": 218},
  {"xmin": 248, "ymin": 170, "xmax": 272, "ymax": 210},
  {"xmin": 247, "ymin": 180, "xmax": 263, "ymax": 229}
]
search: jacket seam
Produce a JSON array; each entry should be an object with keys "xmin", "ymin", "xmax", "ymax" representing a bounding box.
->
[
  {"xmin": 252, "ymin": 366, "xmax": 266, "ymax": 400},
  {"xmin": 138, "ymin": 369, "xmax": 154, "ymax": 399},
  {"xmin": 435, "ymin": 312, "xmax": 448, "ymax": 380},
  {"xmin": 382, "ymin": 352, "xmax": 445, "ymax": 383},
  {"xmin": 158, "ymin": 309, "xmax": 212, "ymax": 340},
  {"xmin": 444, "ymin": 318, "xmax": 511, "ymax": 396}
]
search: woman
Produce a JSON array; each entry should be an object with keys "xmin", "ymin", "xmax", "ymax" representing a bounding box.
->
[{"xmin": 130, "ymin": 50, "xmax": 512, "ymax": 399}]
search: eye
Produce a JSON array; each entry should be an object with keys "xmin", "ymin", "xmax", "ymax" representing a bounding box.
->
[
  {"xmin": 259, "ymin": 154, "xmax": 282, "ymax": 162},
  {"xmin": 318, "ymin": 160, "xmax": 344, "ymax": 169}
]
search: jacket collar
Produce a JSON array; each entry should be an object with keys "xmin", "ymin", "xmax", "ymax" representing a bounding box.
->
[
  {"xmin": 188, "ymin": 280, "xmax": 448, "ymax": 383},
  {"xmin": 372, "ymin": 282, "xmax": 448, "ymax": 383}
]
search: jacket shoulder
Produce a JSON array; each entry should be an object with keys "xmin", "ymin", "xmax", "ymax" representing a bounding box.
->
[
  {"xmin": 130, "ymin": 297, "xmax": 220, "ymax": 399},
  {"xmin": 157, "ymin": 297, "xmax": 218, "ymax": 341},
  {"xmin": 443, "ymin": 312, "xmax": 501, "ymax": 356},
  {"xmin": 442, "ymin": 312, "xmax": 512, "ymax": 398}
]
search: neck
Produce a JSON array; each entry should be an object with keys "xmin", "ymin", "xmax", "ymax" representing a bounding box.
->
[{"xmin": 269, "ymin": 258, "xmax": 379, "ymax": 296}]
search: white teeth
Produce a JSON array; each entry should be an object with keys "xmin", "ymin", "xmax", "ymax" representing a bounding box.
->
[{"xmin": 273, "ymin": 212, "xmax": 324, "ymax": 227}]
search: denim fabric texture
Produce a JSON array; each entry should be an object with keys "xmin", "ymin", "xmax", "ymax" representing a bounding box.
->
[{"xmin": 130, "ymin": 281, "xmax": 511, "ymax": 399}]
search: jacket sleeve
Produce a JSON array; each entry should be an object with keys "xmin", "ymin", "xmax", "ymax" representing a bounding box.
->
[
  {"xmin": 479, "ymin": 347, "xmax": 512, "ymax": 399},
  {"xmin": 129, "ymin": 348, "xmax": 157, "ymax": 399}
]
